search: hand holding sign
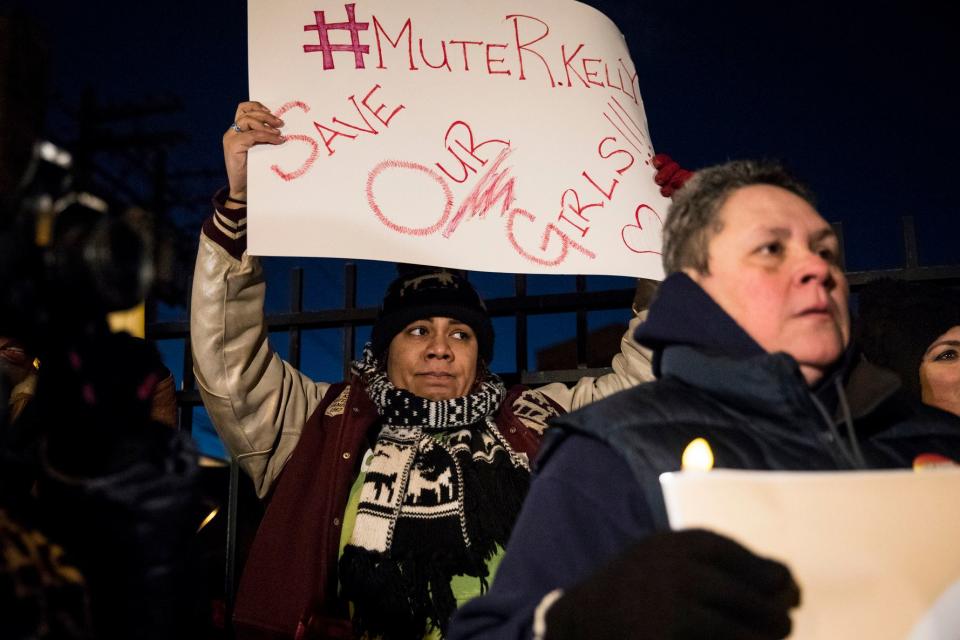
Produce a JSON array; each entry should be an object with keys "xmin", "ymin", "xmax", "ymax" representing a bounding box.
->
[
  {"xmin": 652, "ymin": 153, "xmax": 694, "ymax": 198},
  {"xmin": 223, "ymin": 101, "xmax": 285, "ymax": 202}
]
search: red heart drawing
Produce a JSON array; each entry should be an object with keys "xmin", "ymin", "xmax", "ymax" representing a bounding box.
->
[{"xmin": 621, "ymin": 204, "xmax": 663, "ymax": 254}]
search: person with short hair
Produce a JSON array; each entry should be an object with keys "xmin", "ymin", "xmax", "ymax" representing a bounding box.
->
[
  {"xmin": 448, "ymin": 160, "xmax": 960, "ymax": 640},
  {"xmin": 190, "ymin": 101, "xmax": 656, "ymax": 639}
]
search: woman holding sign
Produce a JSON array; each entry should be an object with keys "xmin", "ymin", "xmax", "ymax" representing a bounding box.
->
[{"xmin": 190, "ymin": 101, "xmax": 656, "ymax": 639}]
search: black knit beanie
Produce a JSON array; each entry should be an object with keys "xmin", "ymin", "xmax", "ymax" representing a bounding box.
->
[{"xmin": 370, "ymin": 269, "xmax": 494, "ymax": 363}]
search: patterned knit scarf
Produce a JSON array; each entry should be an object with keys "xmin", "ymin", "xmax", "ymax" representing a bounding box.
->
[{"xmin": 339, "ymin": 346, "xmax": 531, "ymax": 639}]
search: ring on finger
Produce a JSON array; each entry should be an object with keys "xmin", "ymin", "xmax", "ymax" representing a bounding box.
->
[{"xmin": 231, "ymin": 121, "xmax": 242, "ymax": 133}]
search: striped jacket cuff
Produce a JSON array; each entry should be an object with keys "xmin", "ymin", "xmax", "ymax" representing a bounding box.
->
[{"xmin": 202, "ymin": 187, "xmax": 247, "ymax": 260}]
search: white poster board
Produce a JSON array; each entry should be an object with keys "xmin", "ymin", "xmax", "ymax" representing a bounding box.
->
[
  {"xmin": 660, "ymin": 469, "xmax": 960, "ymax": 639},
  {"xmin": 247, "ymin": 0, "xmax": 670, "ymax": 277}
]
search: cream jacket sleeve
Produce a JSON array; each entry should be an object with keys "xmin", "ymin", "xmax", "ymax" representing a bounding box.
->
[
  {"xmin": 191, "ymin": 234, "xmax": 329, "ymax": 497},
  {"xmin": 535, "ymin": 312, "xmax": 654, "ymax": 413}
]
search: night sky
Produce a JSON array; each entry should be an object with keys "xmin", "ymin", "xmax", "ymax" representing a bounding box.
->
[{"xmin": 8, "ymin": 0, "xmax": 958, "ymax": 454}]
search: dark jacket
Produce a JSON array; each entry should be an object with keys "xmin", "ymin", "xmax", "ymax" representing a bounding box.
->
[{"xmin": 448, "ymin": 273, "xmax": 960, "ymax": 640}]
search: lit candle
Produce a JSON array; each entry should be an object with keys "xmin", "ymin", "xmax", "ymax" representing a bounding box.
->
[{"xmin": 681, "ymin": 437, "xmax": 714, "ymax": 471}]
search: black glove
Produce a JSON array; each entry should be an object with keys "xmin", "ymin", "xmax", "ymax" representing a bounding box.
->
[{"xmin": 546, "ymin": 529, "xmax": 800, "ymax": 640}]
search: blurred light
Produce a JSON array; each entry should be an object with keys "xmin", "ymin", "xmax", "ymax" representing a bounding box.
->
[
  {"xmin": 197, "ymin": 507, "xmax": 220, "ymax": 533},
  {"xmin": 107, "ymin": 303, "xmax": 145, "ymax": 338},
  {"xmin": 681, "ymin": 437, "xmax": 714, "ymax": 471},
  {"xmin": 913, "ymin": 453, "xmax": 958, "ymax": 472},
  {"xmin": 33, "ymin": 197, "xmax": 54, "ymax": 246},
  {"xmin": 52, "ymin": 191, "xmax": 108, "ymax": 214},
  {"xmin": 38, "ymin": 140, "xmax": 73, "ymax": 168}
]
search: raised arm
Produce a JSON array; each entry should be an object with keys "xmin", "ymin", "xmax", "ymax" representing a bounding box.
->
[
  {"xmin": 537, "ymin": 279, "xmax": 658, "ymax": 412},
  {"xmin": 191, "ymin": 102, "xmax": 329, "ymax": 497}
]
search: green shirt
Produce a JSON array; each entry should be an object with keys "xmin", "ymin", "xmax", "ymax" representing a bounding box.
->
[{"xmin": 338, "ymin": 451, "xmax": 505, "ymax": 639}]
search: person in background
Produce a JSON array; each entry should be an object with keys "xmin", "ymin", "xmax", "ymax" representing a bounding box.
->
[
  {"xmin": 448, "ymin": 159, "xmax": 960, "ymax": 640},
  {"xmin": 1, "ymin": 14, "xmax": 198, "ymax": 635},
  {"xmin": 1, "ymin": 335, "xmax": 178, "ymax": 429},
  {"xmin": 1, "ymin": 337, "xmax": 37, "ymax": 425},
  {"xmin": 921, "ymin": 324, "xmax": 960, "ymax": 416},
  {"xmin": 1, "ymin": 330, "xmax": 199, "ymax": 640},
  {"xmin": 190, "ymin": 101, "xmax": 657, "ymax": 639},
  {"xmin": 858, "ymin": 278, "xmax": 960, "ymax": 417}
]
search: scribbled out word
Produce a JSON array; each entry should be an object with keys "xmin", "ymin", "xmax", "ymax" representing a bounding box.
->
[
  {"xmin": 303, "ymin": 3, "xmax": 370, "ymax": 70},
  {"xmin": 367, "ymin": 131, "xmax": 595, "ymax": 268}
]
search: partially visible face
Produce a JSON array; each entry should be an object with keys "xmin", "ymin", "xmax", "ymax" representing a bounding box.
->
[
  {"xmin": 386, "ymin": 317, "xmax": 479, "ymax": 401},
  {"xmin": 0, "ymin": 336, "xmax": 33, "ymax": 386},
  {"xmin": 920, "ymin": 325, "xmax": 960, "ymax": 416},
  {"xmin": 686, "ymin": 185, "xmax": 850, "ymax": 385}
]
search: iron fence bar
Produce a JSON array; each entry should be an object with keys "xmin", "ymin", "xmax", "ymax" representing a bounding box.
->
[
  {"xmin": 522, "ymin": 367, "xmax": 615, "ymax": 386},
  {"xmin": 147, "ymin": 265, "xmax": 960, "ymax": 344},
  {"xmin": 288, "ymin": 268, "xmax": 304, "ymax": 369},
  {"xmin": 902, "ymin": 216, "xmax": 919, "ymax": 270},
  {"xmin": 146, "ymin": 289, "xmax": 638, "ymax": 339},
  {"xmin": 831, "ymin": 221, "xmax": 846, "ymax": 272},
  {"xmin": 179, "ymin": 336, "xmax": 195, "ymax": 434},
  {"xmin": 148, "ymin": 264, "xmax": 960, "ymax": 346},
  {"xmin": 176, "ymin": 273, "xmax": 195, "ymax": 433},
  {"xmin": 174, "ymin": 390, "xmax": 203, "ymax": 405},
  {"xmin": 846, "ymin": 265, "xmax": 960, "ymax": 287},
  {"xmin": 485, "ymin": 289, "xmax": 634, "ymax": 316},
  {"xmin": 224, "ymin": 457, "xmax": 240, "ymax": 636},
  {"xmin": 144, "ymin": 272, "xmax": 960, "ymax": 334},
  {"xmin": 342, "ymin": 263, "xmax": 357, "ymax": 379},
  {"xmin": 514, "ymin": 274, "xmax": 528, "ymax": 373},
  {"xmin": 575, "ymin": 276, "xmax": 588, "ymax": 367}
]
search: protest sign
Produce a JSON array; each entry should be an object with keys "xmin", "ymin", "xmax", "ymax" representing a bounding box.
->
[
  {"xmin": 247, "ymin": 0, "xmax": 670, "ymax": 277},
  {"xmin": 660, "ymin": 469, "xmax": 960, "ymax": 639}
]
